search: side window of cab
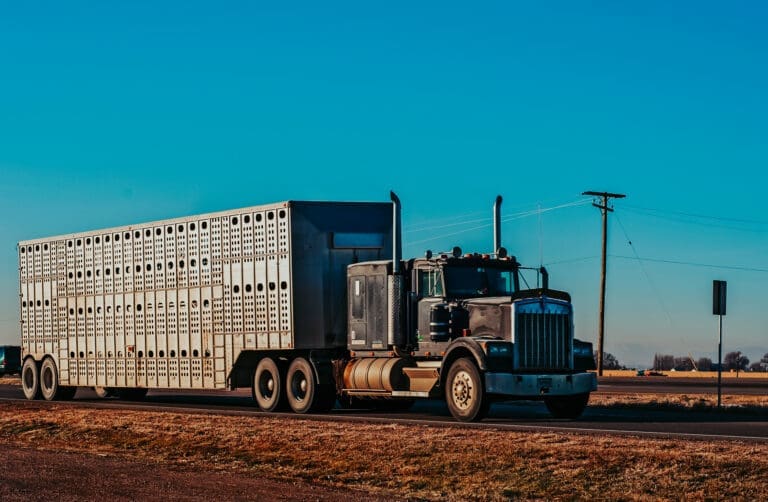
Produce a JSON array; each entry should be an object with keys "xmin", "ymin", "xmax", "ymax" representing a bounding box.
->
[{"xmin": 418, "ymin": 269, "xmax": 444, "ymax": 297}]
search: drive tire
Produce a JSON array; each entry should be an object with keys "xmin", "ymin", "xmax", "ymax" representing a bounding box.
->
[
  {"xmin": 286, "ymin": 357, "xmax": 319, "ymax": 414},
  {"xmin": 21, "ymin": 358, "xmax": 40, "ymax": 400},
  {"xmin": 445, "ymin": 357, "xmax": 489, "ymax": 422},
  {"xmin": 252, "ymin": 357, "xmax": 286, "ymax": 412},
  {"xmin": 544, "ymin": 393, "xmax": 590, "ymax": 419}
]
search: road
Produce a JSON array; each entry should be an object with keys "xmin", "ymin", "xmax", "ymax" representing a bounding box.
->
[{"xmin": 1, "ymin": 377, "xmax": 766, "ymax": 442}]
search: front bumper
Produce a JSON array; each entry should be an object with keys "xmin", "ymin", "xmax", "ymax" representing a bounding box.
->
[{"xmin": 485, "ymin": 371, "xmax": 597, "ymax": 397}]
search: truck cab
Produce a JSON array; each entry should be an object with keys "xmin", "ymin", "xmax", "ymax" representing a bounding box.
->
[{"xmin": 344, "ymin": 249, "xmax": 597, "ymax": 421}]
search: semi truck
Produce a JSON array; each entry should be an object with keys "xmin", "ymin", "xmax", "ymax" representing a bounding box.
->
[{"xmin": 17, "ymin": 194, "xmax": 596, "ymax": 421}]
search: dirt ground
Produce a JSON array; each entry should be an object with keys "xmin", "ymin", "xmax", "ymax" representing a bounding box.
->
[{"xmin": 0, "ymin": 446, "xmax": 390, "ymax": 502}]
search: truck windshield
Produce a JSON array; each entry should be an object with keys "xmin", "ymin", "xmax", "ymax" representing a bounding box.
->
[{"xmin": 443, "ymin": 266, "xmax": 517, "ymax": 297}]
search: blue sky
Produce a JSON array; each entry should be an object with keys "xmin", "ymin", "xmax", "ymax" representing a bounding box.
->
[{"xmin": 1, "ymin": 1, "xmax": 766, "ymax": 368}]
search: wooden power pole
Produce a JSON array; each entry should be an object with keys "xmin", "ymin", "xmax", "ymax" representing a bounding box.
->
[{"xmin": 583, "ymin": 191, "xmax": 626, "ymax": 376}]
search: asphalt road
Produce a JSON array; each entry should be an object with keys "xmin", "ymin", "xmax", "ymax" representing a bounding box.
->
[{"xmin": 1, "ymin": 378, "xmax": 766, "ymax": 442}]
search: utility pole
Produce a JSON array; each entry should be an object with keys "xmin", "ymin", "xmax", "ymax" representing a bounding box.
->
[{"xmin": 583, "ymin": 191, "xmax": 626, "ymax": 376}]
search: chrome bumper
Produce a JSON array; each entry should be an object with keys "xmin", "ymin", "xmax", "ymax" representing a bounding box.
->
[{"xmin": 485, "ymin": 372, "xmax": 597, "ymax": 397}]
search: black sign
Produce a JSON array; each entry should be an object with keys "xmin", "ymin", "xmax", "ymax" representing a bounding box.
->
[{"xmin": 713, "ymin": 280, "xmax": 727, "ymax": 316}]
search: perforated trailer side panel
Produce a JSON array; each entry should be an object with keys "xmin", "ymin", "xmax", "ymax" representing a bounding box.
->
[{"xmin": 18, "ymin": 200, "xmax": 393, "ymax": 391}]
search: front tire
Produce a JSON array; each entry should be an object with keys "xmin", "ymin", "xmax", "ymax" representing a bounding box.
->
[
  {"xmin": 252, "ymin": 357, "xmax": 285, "ymax": 412},
  {"xmin": 21, "ymin": 358, "xmax": 40, "ymax": 400},
  {"xmin": 445, "ymin": 357, "xmax": 489, "ymax": 422},
  {"xmin": 544, "ymin": 393, "xmax": 590, "ymax": 419}
]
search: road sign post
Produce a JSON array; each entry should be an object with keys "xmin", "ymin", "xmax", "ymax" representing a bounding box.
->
[{"xmin": 713, "ymin": 280, "xmax": 727, "ymax": 409}]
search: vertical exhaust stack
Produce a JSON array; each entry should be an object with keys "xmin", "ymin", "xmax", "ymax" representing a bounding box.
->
[
  {"xmin": 388, "ymin": 191, "xmax": 404, "ymax": 347},
  {"xmin": 493, "ymin": 195, "xmax": 502, "ymax": 255},
  {"xmin": 390, "ymin": 191, "xmax": 402, "ymax": 273}
]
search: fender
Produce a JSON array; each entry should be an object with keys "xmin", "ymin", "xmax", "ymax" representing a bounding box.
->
[{"xmin": 440, "ymin": 337, "xmax": 490, "ymax": 383}]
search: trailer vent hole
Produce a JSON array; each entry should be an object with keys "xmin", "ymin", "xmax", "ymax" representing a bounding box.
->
[
  {"xmin": 156, "ymin": 228, "xmax": 162, "ymax": 236},
  {"xmin": 115, "ymin": 267, "xmax": 120, "ymax": 275},
  {"xmin": 70, "ymin": 352, "xmax": 75, "ymax": 358},
  {"xmin": 105, "ymin": 235, "xmax": 110, "ymax": 243},
  {"xmin": 77, "ymin": 271, "xmax": 82, "ymax": 278},
  {"xmin": 95, "ymin": 237, "xmax": 100, "ymax": 244},
  {"xmin": 269, "ymin": 282, "xmax": 276, "ymax": 291},
  {"xmin": 193, "ymin": 349, "xmax": 199, "ymax": 357},
  {"xmin": 190, "ymin": 223, "xmax": 196, "ymax": 231},
  {"xmin": 159, "ymin": 350, "xmax": 164, "ymax": 357},
  {"xmin": 169, "ymin": 350, "xmax": 175, "ymax": 357},
  {"xmin": 20, "ymin": 247, "xmax": 25, "ymax": 254},
  {"xmin": 232, "ymin": 216, "xmax": 238, "ymax": 225},
  {"xmin": 146, "ymin": 229, "xmax": 151, "ymax": 237},
  {"xmin": 204, "ymin": 350, "xmax": 211, "ymax": 357},
  {"xmin": 96, "ymin": 269, "xmax": 100, "ymax": 276},
  {"xmin": 108, "ymin": 351, "xmax": 113, "ymax": 357},
  {"xmin": 167, "ymin": 226, "xmax": 173, "ymax": 234},
  {"xmin": 245, "ymin": 284, "xmax": 252, "ymax": 293},
  {"xmin": 178, "ymin": 224, "xmax": 184, "ymax": 233},
  {"xmin": 181, "ymin": 350, "xmax": 187, "ymax": 357},
  {"xmin": 233, "ymin": 285, "xmax": 240, "ymax": 293},
  {"xmin": 280, "ymin": 281, "xmax": 287, "ymax": 290},
  {"xmin": 138, "ymin": 351, "xmax": 144, "ymax": 358},
  {"xmin": 68, "ymin": 241, "xmax": 73, "ymax": 248},
  {"xmin": 256, "ymin": 214, "xmax": 262, "ymax": 222},
  {"xmin": 114, "ymin": 234, "xmax": 119, "ymax": 242},
  {"xmin": 125, "ymin": 232, "xmax": 130, "ymax": 240},
  {"xmin": 69, "ymin": 272, "xmax": 74, "ymax": 279},
  {"xmin": 148, "ymin": 350, "xmax": 154, "ymax": 357},
  {"xmin": 190, "ymin": 259, "xmax": 196, "ymax": 267},
  {"xmin": 36, "ymin": 300, "xmax": 41, "ymax": 307},
  {"xmin": 268, "ymin": 212, "xmax": 275, "ymax": 220},
  {"xmin": 22, "ymin": 301, "xmax": 27, "ymax": 307},
  {"xmin": 77, "ymin": 239, "xmax": 82, "ymax": 246},
  {"xmin": 79, "ymin": 351, "xmax": 84, "ymax": 358},
  {"xmin": 87, "ymin": 307, "xmax": 92, "ymax": 314},
  {"xmin": 78, "ymin": 308, "xmax": 83, "ymax": 315},
  {"xmin": 168, "ymin": 261, "xmax": 173, "ymax": 270},
  {"xmin": 135, "ymin": 231, "xmax": 140, "ymax": 238},
  {"xmin": 179, "ymin": 260, "xmax": 185, "ymax": 269},
  {"xmin": 69, "ymin": 308, "xmax": 74, "ymax": 315},
  {"xmin": 157, "ymin": 262, "xmax": 162, "ymax": 271},
  {"xmin": 279, "ymin": 210, "xmax": 286, "ymax": 219},
  {"xmin": 244, "ymin": 215, "xmax": 251, "ymax": 224},
  {"xmin": 202, "ymin": 258, "xmax": 208, "ymax": 266},
  {"xmin": 137, "ymin": 304, "xmax": 142, "ymax": 312},
  {"xmin": 203, "ymin": 299, "xmax": 210, "ymax": 308},
  {"xmin": 257, "ymin": 283, "xmax": 264, "ymax": 292},
  {"xmin": 146, "ymin": 264, "xmax": 152, "ymax": 271},
  {"xmin": 105, "ymin": 268, "xmax": 111, "ymax": 276},
  {"xmin": 201, "ymin": 222, "xmax": 208, "ymax": 230},
  {"xmin": 86, "ymin": 270, "xmax": 92, "ymax": 277}
]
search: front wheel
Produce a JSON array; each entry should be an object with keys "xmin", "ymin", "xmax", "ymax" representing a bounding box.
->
[
  {"xmin": 445, "ymin": 357, "xmax": 489, "ymax": 422},
  {"xmin": 544, "ymin": 393, "xmax": 590, "ymax": 419},
  {"xmin": 21, "ymin": 358, "xmax": 40, "ymax": 400}
]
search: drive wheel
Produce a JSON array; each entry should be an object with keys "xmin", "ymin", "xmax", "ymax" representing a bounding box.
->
[
  {"xmin": 40, "ymin": 358, "xmax": 75, "ymax": 401},
  {"xmin": 545, "ymin": 393, "xmax": 590, "ymax": 419},
  {"xmin": 21, "ymin": 358, "xmax": 40, "ymax": 400},
  {"xmin": 252, "ymin": 357, "xmax": 286, "ymax": 412},
  {"xmin": 445, "ymin": 357, "xmax": 489, "ymax": 422},
  {"xmin": 286, "ymin": 358, "xmax": 319, "ymax": 414}
]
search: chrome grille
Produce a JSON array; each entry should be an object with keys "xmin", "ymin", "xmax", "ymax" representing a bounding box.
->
[{"xmin": 516, "ymin": 312, "xmax": 572, "ymax": 370}]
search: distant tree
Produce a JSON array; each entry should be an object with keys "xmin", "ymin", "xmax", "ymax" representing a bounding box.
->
[
  {"xmin": 749, "ymin": 362, "xmax": 766, "ymax": 372},
  {"xmin": 673, "ymin": 357, "xmax": 694, "ymax": 371},
  {"xmin": 724, "ymin": 351, "xmax": 750, "ymax": 375},
  {"xmin": 653, "ymin": 354, "xmax": 675, "ymax": 371},
  {"xmin": 697, "ymin": 357, "xmax": 713, "ymax": 371},
  {"xmin": 595, "ymin": 351, "xmax": 625, "ymax": 370},
  {"xmin": 761, "ymin": 353, "xmax": 768, "ymax": 368}
]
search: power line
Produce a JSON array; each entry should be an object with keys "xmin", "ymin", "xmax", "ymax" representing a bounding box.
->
[
  {"xmin": 624, "ymin": 204, "xmax": 768, "ymax": 225},
  {"xmin": 610, "ymin": 255, "xmax": 768, "ymax": 273},
  {"xmin": 623, "ymin": 206, "xmax": 768, "ymax": 233}
]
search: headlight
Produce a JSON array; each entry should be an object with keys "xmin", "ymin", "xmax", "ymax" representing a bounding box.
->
[
  {"xmin": 484, "ymin": 343, "xmax": 511, "ymax": 356},
  {"xmin": 573, "ymin": 340, "xmax": 593, "ymax": 357}
]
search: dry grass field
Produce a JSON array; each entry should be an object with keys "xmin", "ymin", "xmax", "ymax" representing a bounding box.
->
[{"xmin": 1, "ymin": 399, "xmax": 767, "ymax": 501}]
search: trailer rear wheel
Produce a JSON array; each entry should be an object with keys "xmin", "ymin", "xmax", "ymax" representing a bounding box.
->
[
  {"xmin": 40, "ymin": 358, "xmax": 75, "ymax": 401},
  {"xmin": 252, "ymin": 358, "xmax": 285, "ymax": 412},
  {"xmin": 286, "ymin": 357, "xmax": 322, "ymax": 414},
  {"xmin": 445, "ymin": 357, "xmax": 489, "ymax": 422},
  {"xmin": 544, "ymin": 393, "xmax": 590, "ymax": 419},
  {"xmin": 21, "ymin": 358, "xmax": 40, "ymax": 400}
]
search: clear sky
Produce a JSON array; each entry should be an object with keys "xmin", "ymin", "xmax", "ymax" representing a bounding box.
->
[{"xmin": 1, "ymin": 1, "xmax": 766, "ymax": 368}]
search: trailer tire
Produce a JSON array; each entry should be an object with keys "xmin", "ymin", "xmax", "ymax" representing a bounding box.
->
[
  {"xmin": 21, "ymin": 358, "xmax": 40, "ymax": 400},
  {"xmin": 40, "ymin": 358, "xmax": 75, "ymax": 401},
  {"xmin": 116, "ymin": 388, "xmax": 148, "ymax": 401},
  {"xmin": 544, "ymin": 393, "xmax": 590, "ymax": 419},
  {"xmin": 252, "ymin": 358, "xmax": 285, "ymax": 412},
  {"xmin": 445, "ymin": 357, "xmax": 489, "ymax": 422},
  {"xmin": 286, "ymin": 357, "xmax": 321, "ymax": 414}
]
